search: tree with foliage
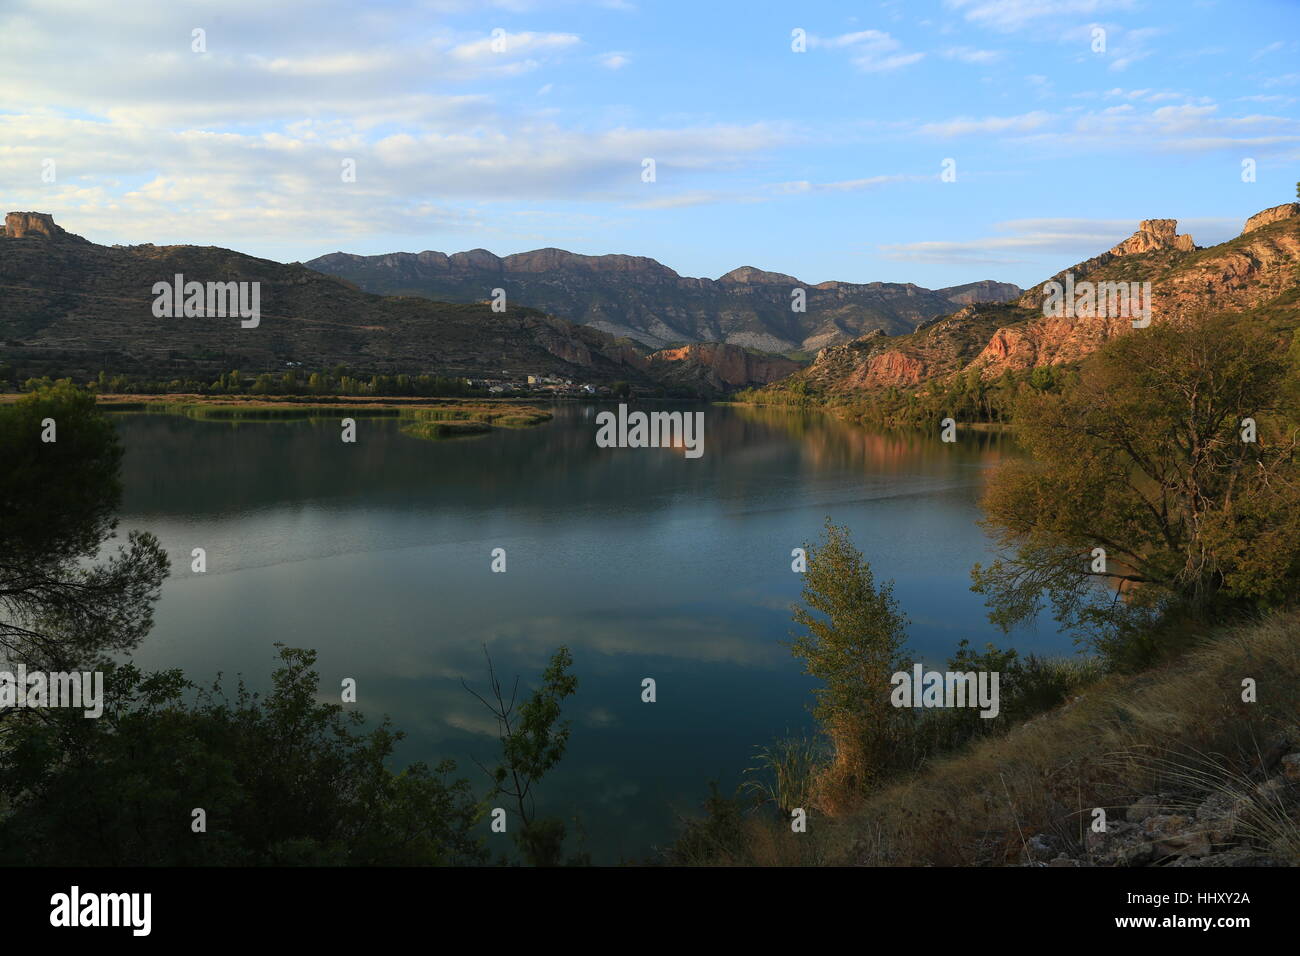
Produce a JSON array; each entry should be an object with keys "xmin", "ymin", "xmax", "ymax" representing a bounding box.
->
[
  {"xmin": 0, "ymin": 646, "xmax": 487, "ymax": 865},
  {"xmin": 463, "ymin": 646, "xmax": 580, "ymax": 865},
  {"xmin": 0, "ymin": 381, "xmax": 169, "ymax": 674},
  {"xmin": 790, "ymin": 519, "xmax": 910, "ymax": 799},
  {"xmin": 972, "ymin": 311, "xmax": 1300, "ymax": 664}
]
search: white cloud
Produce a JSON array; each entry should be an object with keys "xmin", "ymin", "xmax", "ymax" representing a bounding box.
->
[
  {"xmin": 810, "ymin": 30, "xmax": 924, "ymax": 72},
  {"xmin": 0, "ymin": 109, "xmax": 787, "ymax": 246},
  {"xmin": 771, "ymin": 175, "xmax": 912, "ymax": 194},
  {"xmin": 0, "ymin": 0, "xmax": 793, "ymax": 250},
  {"xmin": 917, "ymin": 111, "xmax": 1052, "ymax": 137},
  {"xmin": 943, "ymin": 0, "xmax": 1136, "ymax": 32},
  {"xmin": 449, "ymin": 30, "xmax": 580, "ymax": 64},
  {"xmin": 881, "ymin": 215, "xmax": 1241, "ymax": 266},
  {"xmin": 1251, "ymin": 41, "xmax": 1285, "ymax": 61},
  {"xmin": 942, "ymin": 46, "xmax": 1003, "ymax": 64}
]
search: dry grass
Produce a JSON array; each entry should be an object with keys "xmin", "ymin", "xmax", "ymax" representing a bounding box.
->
[{"xmin": 706, "ymin": 611, "xmax": 1300, "ymax": 866}]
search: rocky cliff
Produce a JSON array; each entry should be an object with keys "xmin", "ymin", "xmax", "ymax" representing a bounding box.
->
[
  {"xmin": 646, "ymin": 342, "xmax": 801, "ymax": 391},
  {"xmin": 1243, "ymin": 202, "xmax": 1300, "ymax": 235},
  {"xmin": 2, "ymin": 211, "xmax": 81, "ymax": 241},
  {"xmin": 1107, "ymin": 218, "xmax": 1196, "ymax": 256},
  {"xmin": 781, "ymin": 207, "xmax": 1300, "ymax": 394}
]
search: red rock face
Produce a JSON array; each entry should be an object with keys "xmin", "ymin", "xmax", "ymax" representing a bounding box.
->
[
  {"xmin": 1108, "ymin": 219, "xmax": 1195, "ymax": 256},
  {"xmin": 3, "ymin": 211, "xmax": 66, "ymax": 239},
  {"xmin": 969, "ymin": 214, "xmax": 1299, "ymax": 380},
  {"xmin": 785, "ymin": 206, "xmax": 1300, "ymax": 396},
  {"xmin": 853, "ymin": 350, "xmax": 925, "ymax": 388},
  {"xmin": 1243, "ymin": 203, "xmax": 1300, "ymax": 235},
  {"xmin": 970, "ymin": 314, "xmax": 1134, "ymax": 377},
  {"xmin": 647, "ymin": 342, "xmax": 800, "ymax": 388}
]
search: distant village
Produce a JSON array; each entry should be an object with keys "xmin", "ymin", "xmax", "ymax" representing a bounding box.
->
[{"xmin": 462, "ymin": 373, "xmax": 611, "ymax": 397}]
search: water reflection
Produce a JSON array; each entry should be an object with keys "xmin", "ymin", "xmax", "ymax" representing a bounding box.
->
[{"xmin": 112, "ymin": 404, "xmax": 1059, "ymax": 861}]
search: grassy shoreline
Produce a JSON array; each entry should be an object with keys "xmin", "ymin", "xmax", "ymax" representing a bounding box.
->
[
  {"xmin": 673, "ymin": 610, "xmax": 1300, "ymax": 867},
  {"xmin": 720, "ymin": 397, "xmax": 1017, "ymax": 433},
  {"xmin": 9, "ymin": 392, "xmax": 557, "ymax": 438}
]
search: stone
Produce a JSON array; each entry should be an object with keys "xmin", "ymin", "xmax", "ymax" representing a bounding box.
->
[
  {"xmin": 1117, "ymin": 842, "xmax": 1157, "ymax": 866},
  {"xmin": 1242, "ymin": 202, "xmax": 1300, "ymax": 236},
  {"xmin": 1255, "ymin": 776, "xmax": 1286, "ymax": 798},
  {"xmin": 1108, "ymin": 219, "xmax": 1196, "ymax": 256},
  {"xmin": 1154, "ymin": 830, "xmax": 1212, "ymax": 858},
  {"xmin": 1020, "ymin": 833, "xmax": 1061, "ymax": 864},
  {"xmin": 1280, "ymin": 753, "xmax": 1300, "ymax": 782},
  {"xmin": 1194, "ymin": 791, "xmax": 1250, "ymax": 843},
  {"xmin": 1142, "ymin": 813, "xmax": 1192, "ymax": 835},
  {"xmin": 1126, "ymin": 794, "xmax": 1173, "ymax": 823},
  {"xmin": 1172, "ymin": 847, "xmax": 1283, "ymax": 867},
  {"xmin": 3, "ymin": 211, "xmax": 68, "ymax": 240}
]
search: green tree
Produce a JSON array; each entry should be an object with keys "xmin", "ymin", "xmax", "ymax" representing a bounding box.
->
[
  {"xmin": 790, "ymin": 519, "xmax": 909, "ymax": 797},
  {"xmin": 463, "ymin": 646, "xmax": 579, "ymax": 865},
  {"xmin": 0, "ymin": 381, "xmax": 169, "ymax": 673},
  {"xmin": 972, "ymin": 311, "xmax": 1300, "ymax": 660},
  {"xmin": 0, "ymin": 647, "xmax": 487, "ymax": 865}
]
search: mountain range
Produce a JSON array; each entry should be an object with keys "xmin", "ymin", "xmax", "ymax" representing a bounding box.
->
[
  {"xmin": 7, "ymin": 204, "xmax": 1294, "ymax": 401},
  {"xmin": 0, "ymin": 212, "xmax": 677, "ymax": 389},
  {"xmin": 306, "ymin": 247, "xmax": 1021, "ymax": 353}
]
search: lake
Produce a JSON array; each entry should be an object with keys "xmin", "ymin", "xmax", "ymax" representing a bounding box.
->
[{"xmin": 110, "ymin": 403, "xmax": 1068, "ymax": 862}]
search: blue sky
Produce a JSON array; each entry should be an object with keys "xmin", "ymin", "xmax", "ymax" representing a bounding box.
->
[{"xmin": 2, "ymin": 0, "xmax": 1298, "ymax": 288}]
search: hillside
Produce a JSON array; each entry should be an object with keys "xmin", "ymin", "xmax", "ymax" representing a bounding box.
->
[
  {"xmin": 306, "ymin": 247, "xmax": 1021, "ymax": 353},
  {"xmin": 780, "ymin": 204, "xmax": 1300, "ymax": 395},
  {"xmin": 0, "ymin": 212, "xmax": 795, "ymax": 394},
  {"xmin": 678, "ymin": 610, "xmax": 1300, "ymax": 867}
]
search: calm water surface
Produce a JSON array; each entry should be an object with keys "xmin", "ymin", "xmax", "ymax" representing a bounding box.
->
[{"xmin": 111, "ymin": 403, "xmax": 1068, "ymax": 862}]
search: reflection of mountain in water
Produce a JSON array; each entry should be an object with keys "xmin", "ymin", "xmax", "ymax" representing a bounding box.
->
[{"xmin": 115, "ymin": 404, "xmax": 1020, "ymax": 520}]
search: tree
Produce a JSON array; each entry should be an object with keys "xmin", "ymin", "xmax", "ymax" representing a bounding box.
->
[
  {"xmin": 790, "ymin": 519, "xmax": 909, "ymax": 798},
  {"xmin": 1028, "ymin": 365, "xmax": 1062, "ymax": 393},
  {"xmin": 0, "ymin": 647, "xmax": 487, "ymax": 865},
  {"xmin": 463, "ymin": 646, "xmax": 579, "ymax": 865},
  {"xmin": 972, "ymin": 311, "xmax": 1300, "ymax": 660},
  {"xmin": 0, "ymin": 381, "xmax": 169, "ymax": 674}
]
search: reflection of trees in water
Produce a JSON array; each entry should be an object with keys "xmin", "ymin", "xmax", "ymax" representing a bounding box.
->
[
  {"xmin": 114, "ymin": 404, "xmax": 1023, "ymax": 527},
  {"xmin": 0, "ymin": 385, "xmax": 485, "ymax": 867},
  {"xmin": 729, "ymin": 402, "xmax": 1018, "ymax": 476}
]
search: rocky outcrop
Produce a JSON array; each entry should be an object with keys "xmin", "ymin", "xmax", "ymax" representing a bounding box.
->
[
  {"xmin": 646, "ymin": 342, "xmax": 801, "ymax": 390},
  {"xmin": 1108, "ymin": 218, "xmax": 1196, "ymax": 256},
  {"xmin": 504, "ymin": 248, "xmax": 671, "ymax": 276},
  {"xmin": 716, "ymin": 265, "xmax": 801, "ymax": 286},
  {"xmin": 792, "ymin": 303, "xmax": 1035, "ymax": 392},
  {"xmin": 781, "ymin": 205, "xmax": 1300, "ymax": 395},
  {"xmin": 2, "ymin": 211, "xmax": 74, "ymax": 240},
  {"xmin": 1025, "ymin": 740, "xmax": 1299, "ymax": 867},
  {"xmin": 1242, "ymin": 202, "xmax": 1300, "ymax": 236},
  {"xmin": 939, "ymin": 279, "xmax": 1025, "ymax": 305}
]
